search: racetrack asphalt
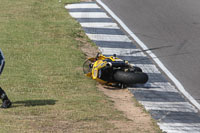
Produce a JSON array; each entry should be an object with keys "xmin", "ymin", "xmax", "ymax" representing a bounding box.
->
[{"xmin": 101, "ymin": 0, "xmax": 200, "ymax": 105}]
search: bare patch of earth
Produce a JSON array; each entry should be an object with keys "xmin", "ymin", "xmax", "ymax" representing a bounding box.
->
[{"xmin": 98, "ymin": 85, "xmax": 160, "ymax": 133}]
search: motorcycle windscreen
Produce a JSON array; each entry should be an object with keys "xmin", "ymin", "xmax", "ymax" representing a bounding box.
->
[{"xmin": 0, "ymin": 49, "xmax": 5, "ymax": 75}]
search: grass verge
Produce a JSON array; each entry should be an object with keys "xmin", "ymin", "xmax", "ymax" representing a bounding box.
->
[{"xmin": 0, "ymin": 0, "xmax": 162, "ymax": 132}]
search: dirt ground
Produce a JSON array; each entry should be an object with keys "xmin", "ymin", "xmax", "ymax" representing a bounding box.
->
[{"xmin": 98, "ymin": 85, "xmax": 160, "ymax": 133}]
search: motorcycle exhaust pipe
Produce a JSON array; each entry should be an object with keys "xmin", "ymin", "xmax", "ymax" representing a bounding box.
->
[
  {"xmin": 106, "ymin": 62, "xmax": 112, "ymax": 67},
  {"xmin": 107, "ymin": 62, "xmax": 129, "ymax": 68}
]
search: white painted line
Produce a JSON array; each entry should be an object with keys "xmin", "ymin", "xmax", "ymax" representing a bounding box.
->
[
  {"xmin": 140, "ymin": 101, "xmax": 198, "ymax": 112},
  {"xmin": 159, "ymin": 123, "xmax": 200, "ymax": 127},
  {"xmin": 86, "ymin": 33, "xmax": 132, "ymax": 42},
  {"xmin": 130, "ymin": 87, "xmax": 178, "ymax": 93},
  {"xmin": 158, "ymin": 123, "xmax": 200, "ymax": 129},
  {"xmin": 99, "ymin": 47, "xmax": 146, "ymax": 57},
  {"xmin": 133, "ymin": 64, "xmax": 161, "ymax": 74},
  {"xmin": 158, "ymin": 123, "xmax": 200, "ymax": 133},
  {"xmin": 158, "ymin": 128, "xmax": 199, "ymax": 133},
  {"xmin": 132, "ymin": 82, "xmax": 178, "ymax": 92},
  {"xmin": 158, "ymin": 130, "xmax": 198, "ymax": 133},
  {"xmin": 80, "ymin": 22, "xmax": 119, "ymax": 29},
  {"xmin": 65, "ymin": 3, "xmax": 100, "ymax": 9},
  {"xmin": 97, "ymin": 0, "xmax": 200, "ymax": 110},
  {"xmin": 146, "ymin": 82, "xmax": 177, "ymax": 90},
  {"xmin": 69, "ymin": 12, "xmax": 109, "ymax": 18}
]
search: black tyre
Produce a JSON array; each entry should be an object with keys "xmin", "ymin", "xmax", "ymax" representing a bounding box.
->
[{"xmin": 113, "ymin": 70, "xmax": 148, "ymax": 84}]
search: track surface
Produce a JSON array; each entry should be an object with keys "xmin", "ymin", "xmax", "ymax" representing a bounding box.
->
[{"xmin": 101, "ymin": 0, "xmax": 200, "ymax": 104}]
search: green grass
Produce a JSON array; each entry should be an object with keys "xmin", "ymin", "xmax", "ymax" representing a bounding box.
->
[{"xmin": 0, "ymin": 0, "xmax": 162, "ymax": 132}]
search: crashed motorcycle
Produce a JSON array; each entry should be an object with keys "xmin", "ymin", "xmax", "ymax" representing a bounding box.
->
[{"xmin": 83, "ymin": 53, "xmax": 148, "ymax": 88}]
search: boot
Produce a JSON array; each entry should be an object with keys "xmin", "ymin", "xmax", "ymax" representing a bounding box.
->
[
  {"xmin": 1, "ymin": 99, "xmax": 12, "ymax": 108},
  {"xmin": 0, "ymin": 88, "xmax": 12, "ymax": 108}
]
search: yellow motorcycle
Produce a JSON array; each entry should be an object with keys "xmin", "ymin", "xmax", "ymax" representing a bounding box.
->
[{"xmin": 83, "ymin": 53, "xmax": 148, "ymax": 88}]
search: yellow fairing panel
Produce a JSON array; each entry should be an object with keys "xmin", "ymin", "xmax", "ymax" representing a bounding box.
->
[
  {"xmin": 92, "ymin": 60, "xmax": 107, "ymax": 79},
  {"xmin": 92, "ymin": 68, "xmax": 98, "ymax": 79}
]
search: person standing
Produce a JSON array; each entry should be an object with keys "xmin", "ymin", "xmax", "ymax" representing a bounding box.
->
[{"xmin": 0, "ymin": 49, "xmax": 11, "ymax": 108}]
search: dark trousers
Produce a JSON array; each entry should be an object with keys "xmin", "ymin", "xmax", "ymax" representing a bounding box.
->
[{"xmin": 0, "ymin": 87, "xmax": 8, "ymax": 101}]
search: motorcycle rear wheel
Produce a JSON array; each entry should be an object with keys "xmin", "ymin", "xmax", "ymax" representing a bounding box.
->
[{"xmin": 113, "ymin": 70, "xmax": 148, "ymax": 84}]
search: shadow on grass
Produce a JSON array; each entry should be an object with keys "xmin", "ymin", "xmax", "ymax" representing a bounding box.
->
[{"xmin": 13, "ymin": 99, "xmax": 57, "ymax": 107}]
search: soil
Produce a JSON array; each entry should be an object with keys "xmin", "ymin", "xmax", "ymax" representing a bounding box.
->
[{"xmin": 98, "ymin": 85, "xmax": 159, "ymax": 132}]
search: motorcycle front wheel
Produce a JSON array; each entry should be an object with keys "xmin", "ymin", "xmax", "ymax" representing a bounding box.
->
[{"xmin": 113, "ymin": 70, "xmax": 148, "ymax": 84}]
